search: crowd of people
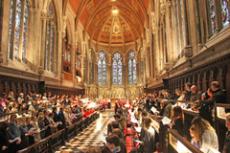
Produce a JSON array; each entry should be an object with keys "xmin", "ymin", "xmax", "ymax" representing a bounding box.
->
[
  {"xmin": 0, "ymin": 80, "xmax": 229, "ymax": 153},
  {"xmin": 0, "ymin": 91, "xmax": 94, "ymax": 153},
  {"xmin": 92, "ymin": 80, "xmax": 229, "ymax": 153},
  {"xmin": 133, "ymin": 80, "xmax": 229, "ymax": 153}
]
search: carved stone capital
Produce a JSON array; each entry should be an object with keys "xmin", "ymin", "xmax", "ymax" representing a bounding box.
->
[{"xmin": 183, "ymin": 46, "xmax": 193, "ymax": 58}]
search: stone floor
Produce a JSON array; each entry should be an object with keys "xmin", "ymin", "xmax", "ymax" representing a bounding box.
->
[{"xmin": 55, "ymin": 110, "xmax": 114, "ymax": 153}]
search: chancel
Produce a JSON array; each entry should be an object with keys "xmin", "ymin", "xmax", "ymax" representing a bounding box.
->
[{"xmin": 0, "ymin": 0, "xmax": 230, "ymax": 153}]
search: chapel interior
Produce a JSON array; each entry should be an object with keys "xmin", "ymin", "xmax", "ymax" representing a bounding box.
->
[{"xmin": 0, "ymin": 0, "xmax": 230, "ymax": 153}]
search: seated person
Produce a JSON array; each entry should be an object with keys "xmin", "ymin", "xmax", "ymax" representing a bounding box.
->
[
  {"xmin": 101, "ymin": 134, "xmax": 121, "ymax": 153},
  {"xmin": 112, "ymin": 128, "xmax": 127, "ymax": 153},
  {"xmin": 190, "ymin": 85, "xmax": 201, "ymax": 110},
  {"xmin": 170, "ymin": 106, "xmax": 184, "ymax": 136},
  {"xmin": 223, "ymin": 113, "xmax": 230, "ymax": 153},
  {"xmin": 189, "ymin": 117, "xmax": 218, "ymax": 152},
  {"xmin": 175, "ymin": 88, "xmax": 185, "ymax": 105},
  {"xmin": 107, "ymin": 121, "xmax": 121, "ymax": 136},
  {"xmin": 160, "ymin": 99, "xmax": 172, "ymax": 118},
  {"xmin": 107, "ymin": 114, "xmax": 122, "ymax": 135}
]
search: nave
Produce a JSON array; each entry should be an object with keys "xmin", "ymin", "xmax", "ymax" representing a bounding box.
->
[
  {"xmin": 1, "ymin": 0, "xmax": 230, "ymax": 153},
  {"xmin": 56, "ymin": 111, "xmax": 112, "ymax": 153}
]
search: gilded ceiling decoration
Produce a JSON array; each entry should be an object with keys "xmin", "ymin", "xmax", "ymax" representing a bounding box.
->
[{"xmin": 70, "ymin": 0, "xmax": 149, "ymax": 44}]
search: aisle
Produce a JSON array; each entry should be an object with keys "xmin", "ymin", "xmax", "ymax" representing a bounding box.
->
[{"xmin": 56, "ymin": 110, "xmax": 113, "ymax": 153}]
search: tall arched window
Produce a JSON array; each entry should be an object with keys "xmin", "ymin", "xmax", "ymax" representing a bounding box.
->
[
  {"xmin": 98, "ymin": 51, "xmax": 107, "ymax": 85},
  {"xmin": 0, "ymin": 0, "xmax": 3, "ymax": 50},
  {"xmin": 221, "ymin": 0, "xmax": 230, "ymax": 27},
  {"xmin": 43, "ymin": 1, "xmax": 57, "ymax": 72},
  {"xmin": 128, "ymin": 51, "xmax": 137, "ymax": 84},
  {"xmin": 112, "ymin": 53, "xmax": 122, "ymax": 85},
  {"xmin": 8, "ymin": 0, "xmax": 30, "ymax": 62},
  {"xmin": 63, "ymin": 28, "xmax": 71, "ymax": 73},
  {"xmin": 207, "ymin": 0, "xmax": 217, "ymax": 35}
]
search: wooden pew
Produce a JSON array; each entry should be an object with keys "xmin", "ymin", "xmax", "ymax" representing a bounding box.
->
[
  {"xmin": 17, "ymin": 112, "xmax": 99, "ymax": 153},
  {"xmin": 214, "ymin": 103, "xmax": 230, "ymax": 152},
  {"xmin": 168, "ymin": 129, "xmax": 203, "ymax": 153}
]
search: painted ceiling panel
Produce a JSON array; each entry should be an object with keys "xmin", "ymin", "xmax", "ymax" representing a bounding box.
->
[{"xmin": 70, "ymin": 0, "xmax": 149, "ymax": 44}]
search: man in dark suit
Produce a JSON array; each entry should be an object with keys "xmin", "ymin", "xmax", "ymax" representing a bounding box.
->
[
  {"xmin": 210, "ymin": 81, "xmax": 227, "ymax": 103},
  {"xmin": 53, "ymin": 107, "xmax": 66, "ymax": 130}
]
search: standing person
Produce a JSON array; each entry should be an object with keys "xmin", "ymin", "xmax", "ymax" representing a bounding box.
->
[
  {"xmin": 190, "ymin": 85, "xmax": 201, "ymax": 110},
  {"xmin": 210, "ymin": 81, "xmax": 227, "ymax": 104},
  {"xmin": 6, "ymin": 115, "xmax": 22, "ymax": 153},
  {"xmin": 223, "ymin": 113, "xmax": 230, "ymax": 153},
  {"xmin": 0, "ymin": 122, "xmax": 8, "ymax": 153},
  {"xmin": 139, "ymin": 117, "xmax": 156, "ymax": 153},
  {"xmin": 53, "ymin": 107, "xmax": 66, "ymax": 130},
  {"xmin": 184, "ymin": 82, "xmax": 192, "ymax": 102}
]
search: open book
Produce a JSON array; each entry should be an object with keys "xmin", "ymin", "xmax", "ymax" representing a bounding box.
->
[
  {"xmin": 161, "ymin": 116, "xmax": 171, "ymax": 125},
  {"xmin": 151, "ymin": 106, "xmax": 159, "ymax": 114}
]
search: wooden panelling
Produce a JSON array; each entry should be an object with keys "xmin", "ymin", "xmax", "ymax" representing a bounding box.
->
[
  {"xmin": 166, "ymin": 55, "xmax": 230, "ymax": 100},
  {"xmin": 145, "ymin": 55, "xmax": 230, "ymax": 101},
  {"xmin": 46, "ymin": 85, "xmax": 85, "ymax": 96},
  {"xmin": 0, "ymin": 75, "xmax": 85, "ymax": 96},
  {"xmin": 0, "ymin": 75, "xmax": 39, "ymax": 95}
]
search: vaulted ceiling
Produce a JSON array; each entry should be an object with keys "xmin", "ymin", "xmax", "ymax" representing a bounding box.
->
[{"xmin": 69, "ymin": 0, "xmax": 149, "ymax": 44}]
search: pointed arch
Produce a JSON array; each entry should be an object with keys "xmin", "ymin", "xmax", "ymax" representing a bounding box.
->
[
  {"xmin": 112, "ymin": 52, "xmax": 122, "ymax": 85},
  {"xmin": 43, "ymin": 0, "xmax": 58, "ymax": 72},
  {"xmin": 128, "ymin": 51, "xmax": 137, "ymax": 84},
  {"xmin": 98, "ymin": 51, "xmax": 107, "ymax": 85},
  {"xmin": 0, "ymin": 0, "xmax": 3, "ymax": 53},
  {"xmin": 63, "ymin": 22, "xmax": 72, "ymax": 73},
  {"xmin": 7, "ymin": 0, "xmax": 30, "ymax": 62}
]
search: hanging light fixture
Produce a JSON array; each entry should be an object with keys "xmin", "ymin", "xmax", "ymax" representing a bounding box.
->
[{"xmin": 112, "ymin": 7, "xmax": 119, "ymax": 16}]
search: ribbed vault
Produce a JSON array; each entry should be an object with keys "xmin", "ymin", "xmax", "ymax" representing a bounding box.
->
[{"xmin": 69, "ymin": 0, "xmax": 149, "ymax": 44}]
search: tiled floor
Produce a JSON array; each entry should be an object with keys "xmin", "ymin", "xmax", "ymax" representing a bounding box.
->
[{"xmin": 56, "ymin": 110, "xmax": 113, "ymax": 153}]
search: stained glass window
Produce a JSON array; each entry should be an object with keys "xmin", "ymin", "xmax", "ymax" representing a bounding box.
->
[
  {"xmin": 112, "ymin": 53, "xmax": 122, "ymax": 85},
  {"xmin": 8, "ymin": 0, "xmax": 30, "ymax": 62},
  {"xmin": 208, "ymin": 0, "xmax": 217, "ymax": 34},
  {"xmin": 0, "ymin": 0, "xmax": 3, "ymax": 49},
  {"xmin": 221, "ymin": 0, "xmax": 230, "ymax": 27},
  {"xmin": 98, "ymin": 51, "xmax": 107, "ymax": 85},
  {"xmin": 128, "ymin": 51, "xmax": 137, "ymax": 84},
  {"xmin": 63, "ymin": 29, "xmax": 71, "ymax": 73},
  {"xmin": 44, "ymin": 1, "xmax": 57, "ymax": 72}
]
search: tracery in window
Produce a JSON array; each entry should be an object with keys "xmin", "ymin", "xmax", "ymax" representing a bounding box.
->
[
  {"xmin": 8, "ymin": 0, "xmax": 30, "ymax": 62},
  {"xmin": 63, "ymin": 29, "xmax": 71, "ymax": 73},
  {"xmin": 221, "ymin": 0, "xmax": 230, "ymax": 27},
  {"xmin": 43, "ymin": 1, "xmax": 57, "ymax": 72},
  {"xmin": 128, "ymin": 51, "xmax": 137, "ymax": 84},
  {"xmin": 98, "ymin": 51, "xmax": 107, "ymax": 85},
  {"xmin": 112, "ymin": 53, "xmax": 122, "ymax": 85},
  {"xmin": 207, "ymin": 0, "xmax": 217, "ymax": 34},
  {"xmin": 0, "ymin": 0, "xmax": 3, "ymax": 49}
]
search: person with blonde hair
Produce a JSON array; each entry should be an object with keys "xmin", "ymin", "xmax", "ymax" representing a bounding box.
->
[
  {"xmin": 139, "ymin": 117, "xmax": 156, "ymax": 153},
  {"xmin": 189, "ymin": 117, "xmax": 219, "ymax": 152}
]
